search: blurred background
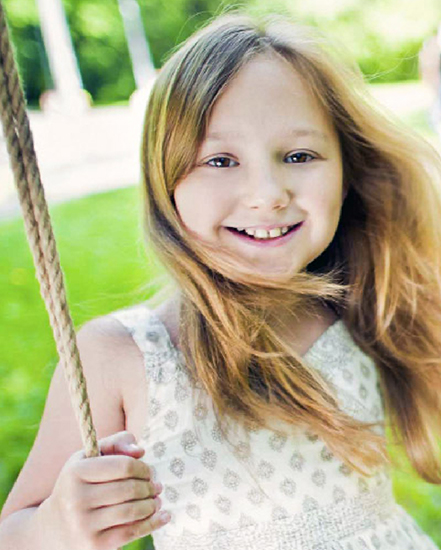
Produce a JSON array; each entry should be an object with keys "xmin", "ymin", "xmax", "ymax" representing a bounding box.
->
[{"xmin": 1, "ymin": 0, "xmax": 441, "ymax": 549}]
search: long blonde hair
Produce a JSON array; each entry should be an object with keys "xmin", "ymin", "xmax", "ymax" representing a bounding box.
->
[{"xmin": 141, "ymin": 11, "xmax": 441, "ymax": 482}]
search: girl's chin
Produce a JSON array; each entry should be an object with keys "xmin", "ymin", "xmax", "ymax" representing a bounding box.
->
[
  {"xmin": 232, "ymin": 261, "xmax": 300, "ymax": 282},
  {"xmin": 254, "ymin": 268, "xmax": 298, "ymax": 281}
]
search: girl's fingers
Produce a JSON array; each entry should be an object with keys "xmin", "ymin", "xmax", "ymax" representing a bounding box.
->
[
  {"xmin": 84, "ymin": 478, "xmax": 161, "ymax": 509},
  {"xmin": 98, "ymin": 432, "xmax": 145, "ymax": 458},
  {"xmin": 90, "ymin": 495, "xmax": 162, "ymax": 532},
  {"xmin": 75, "ymin": 453, "xmax": 152, "ymax": 483},
  {"xmin": 96, "ymin": 509, "xmax": 171, "ymax": 549}
]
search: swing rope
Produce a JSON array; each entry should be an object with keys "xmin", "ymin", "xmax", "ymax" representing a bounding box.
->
[{"xmin": 0, "ymin": 2, "xmax": 99, "ymax": 458}]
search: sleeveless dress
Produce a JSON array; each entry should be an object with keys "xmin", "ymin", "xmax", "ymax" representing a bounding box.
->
[{"xmin": 110, "ymin": 303, "xmax": 439, "ymax": 550}]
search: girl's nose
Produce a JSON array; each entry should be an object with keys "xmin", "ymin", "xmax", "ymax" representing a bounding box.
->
[{"xmin": 242, "ymin": 170, "xmax": 290, "ymax": 211}]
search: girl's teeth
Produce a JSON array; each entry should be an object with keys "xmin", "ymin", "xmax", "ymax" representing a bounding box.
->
[
  {"xmin": 255, "ymin": 229, "xmax": 268, "ymax": 239},
  {"xmin": 269, "ymin": 228, "xmax": 282, "ymax": 238},
  {"xmin": 239, "ymin": 226, "xmax": 292, "ymax": 239}
]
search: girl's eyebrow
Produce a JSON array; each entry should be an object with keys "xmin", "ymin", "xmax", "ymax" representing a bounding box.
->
[{"xmin": 205, "ymin": 127, "xmax": 329, "ymax": 142}]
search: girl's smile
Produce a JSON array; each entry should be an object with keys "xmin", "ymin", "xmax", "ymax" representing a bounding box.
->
[
  {"xmin": 173, "ymin": 52, "xmax": 344, "ymax": 279},
  {"xmin": 223, "ymin": 221, "xmax": 304, "ymax": 248}
]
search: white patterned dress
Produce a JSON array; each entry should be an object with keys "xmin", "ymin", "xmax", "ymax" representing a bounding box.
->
[{"xmin": 110, "ymin": 303, "xmax": 439, "ymax": 550}]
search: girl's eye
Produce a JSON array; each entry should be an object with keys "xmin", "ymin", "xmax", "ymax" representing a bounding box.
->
[
  {"xmin": 203, "ymin": 152, "xmax": 315, "ymax": 167},
  {"xmin": 205, "ymin": 156, "xmax": 238, "ymax": 168},
  {"xmin": 285, "ymin": 152, "xmax": 315, "ymax": 164}
]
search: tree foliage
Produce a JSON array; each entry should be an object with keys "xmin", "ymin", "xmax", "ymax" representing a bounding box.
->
[{"xmin": 3, "ymin": 0, "xmax": 441, "ymax": 105}]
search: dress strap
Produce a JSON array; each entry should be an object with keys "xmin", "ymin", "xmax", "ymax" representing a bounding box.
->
[{"xmin": 109, "ymin": 302, "xmax": 183, "ymax": 384}]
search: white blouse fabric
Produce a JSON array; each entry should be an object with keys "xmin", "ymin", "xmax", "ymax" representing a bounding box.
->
[{"xmin": 110, "ymin": 303, "xmax": 439, "ymax": 550}]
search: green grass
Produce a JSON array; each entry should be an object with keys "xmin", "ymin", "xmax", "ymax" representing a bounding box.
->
[
  {"xmin": 1, "ymin": 83, "xmax": 441, "ymax": 548},
  {"xmin": 0, "ymin": 186, "xmax": 166, "ymax": 550}
]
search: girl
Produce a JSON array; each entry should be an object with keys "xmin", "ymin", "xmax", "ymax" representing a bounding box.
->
[{"xmin": 1, "ymin": 10, "xmax": 441, "ymax": 550}]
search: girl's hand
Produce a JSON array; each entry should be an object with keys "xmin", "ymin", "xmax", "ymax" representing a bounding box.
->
[{"xmin": 44, "ymin": 431, "xmax": 170, "ymax": 550}]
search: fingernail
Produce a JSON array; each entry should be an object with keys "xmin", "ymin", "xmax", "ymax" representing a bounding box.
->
[
  {"xmin": 154, "ymin": 481, "xmax": 163, "ymax": 493},
  {"xmin": 155, "ymin": 496, "xmax": 162, "ymax": 510},
  {"xmin": 126, "ymin": 443, "xmax": 141, "ymax": 451},
  {"xmin": 159, "ymin": 510, "xmax": 171, "ymax": 522}
]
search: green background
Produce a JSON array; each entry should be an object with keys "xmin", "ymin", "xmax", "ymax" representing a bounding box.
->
[
  {"xmin": 3, "ymin": 0, "xmax": 441, "ymax": 106},
  {"xmin": 1, "ymin": 0, "xmax": 441, "ymax": 549}
]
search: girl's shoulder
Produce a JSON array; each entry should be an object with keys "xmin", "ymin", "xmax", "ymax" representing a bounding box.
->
[
  {"xmin": 107, "ymin": 299, "xmax": 183, "ymax": 442},
  {"xmin": 109, "ymin": 297, "xmax": 181, "ymax": 356},
  {"xmin": 78, "ymin": 312, "xmax": 150, "ymax": 442},
  {"xmin": 74, "ymin": 306, "xmax": 171, "ymax": 446}
]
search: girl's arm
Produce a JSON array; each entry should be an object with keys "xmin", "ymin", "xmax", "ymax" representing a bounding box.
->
[{"xmin": 0, "ymin": 315, "xmax": 151, "ymax": 549}]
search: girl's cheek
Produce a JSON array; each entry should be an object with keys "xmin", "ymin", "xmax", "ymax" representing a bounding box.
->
[{"xmin": 310, "ymin": 177, "xmax": 344, "ymax": 212}]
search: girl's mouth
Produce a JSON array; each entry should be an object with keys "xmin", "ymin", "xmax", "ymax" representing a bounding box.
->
[{"xmin": 225, "ymin": 222, "xmax": 304, "ymax": 247}]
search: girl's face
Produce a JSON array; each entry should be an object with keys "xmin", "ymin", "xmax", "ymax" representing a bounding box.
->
[{"xmin": 173, "ymin": 53, "xmax": 344, "ymax": 280}]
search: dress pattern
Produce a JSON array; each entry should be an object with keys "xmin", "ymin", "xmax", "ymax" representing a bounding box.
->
[{"xmin": 110, "ymin": 303, "xmax": 439, "ymax": 550}]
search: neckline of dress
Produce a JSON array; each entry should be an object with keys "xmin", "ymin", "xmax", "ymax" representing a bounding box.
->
[
  {"xmin": 302, "ymin": 318, "xmax": 344, "ymax": 358},
  {"xmin": 146, "ymin": 305, "xmax": 344, "ymax": 360}
]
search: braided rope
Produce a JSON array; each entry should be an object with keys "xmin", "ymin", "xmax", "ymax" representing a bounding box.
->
[{"xmin": 0, "ymin": 2, "xmax": 99, "ymax": 458}]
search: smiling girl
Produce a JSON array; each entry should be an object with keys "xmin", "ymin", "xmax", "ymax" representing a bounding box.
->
[
  {"xmin": 1, "ymin": 10, "xmax": 441, "ymax": 550},
  {"xmin": 173, "ymin": 53, "xmax": 344, "ymax": 278}
]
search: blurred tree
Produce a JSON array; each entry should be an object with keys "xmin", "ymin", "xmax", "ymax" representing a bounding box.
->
[
  {"xmin": 36, "ymin": 0, "xmax": 89, "ymax": 112},
  {"xmin": 3, "ymin": 0, "xmax": 50, "ymax": 106},
  {"xmin": 3, "ymin": 0, "xmax": 441, "ymax": 105},
  {"xmin": 250, "ymin": 0, "xmax": 441, "ymax": 82},
  {"xmin": 63, "ymin": 0, "xmax": 136, "ymax": 105}
]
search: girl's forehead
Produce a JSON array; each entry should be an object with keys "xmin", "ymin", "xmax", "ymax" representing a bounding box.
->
[
  {"xmin": 204, "ymin": 55, "xmax": 335, "ymax": 141},
  {"xmin": 214, "ymin": 55, "xmax": 323, "ymax": 108}
]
